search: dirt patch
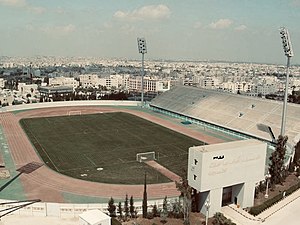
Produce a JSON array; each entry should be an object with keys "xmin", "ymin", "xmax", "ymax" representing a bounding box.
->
[{"xmin": 120, "ymin": 212, "xmax": 213, "ymax": 225}]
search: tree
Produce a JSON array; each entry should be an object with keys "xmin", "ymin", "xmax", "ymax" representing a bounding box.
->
[
  {"xmin": 108, "ymin": 197, "xmax": 116, "ymax": 217},
  {"xmin": 269, "ymin": 135, "xmax": 288, "ymax": 186},
  {"xmin": 152, "ymin": 204, "xmax": 159, "ymax": 217},
  {"xmin": 117, "ymin": 202, "xmax": 123, "ymax": 220},
  {"xmin": 293, "ymin": 140, "xmax": 300, "ymax": 165},
  {"xmin": 129, "ymin": 196, "xmax": 135, "ymax": 218},
  {"xmin": 292, "ymin": 140, "xmax": 300, "ymax": 174},
  {"xmin": 142, "ymin": 172, "xmax": 148, "ymax": 218},
  {"xmin": 160, "ymin": 196, "xmax": 168, "ymax": 223},
  {"xmin": 170, "ymin": 199, "xmax": 183, "ymax": 218},
  {"xmin": 175, "ymin": 171, "xmax": 192, "ymax": 225},
  {"xmin": 124, "ymin": 194, "xmax": 129, "ymax": 219}
]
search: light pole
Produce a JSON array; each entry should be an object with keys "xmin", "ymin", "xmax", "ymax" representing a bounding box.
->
[
  {"xmin": 279, "ymin": 27, "xmax": 293, "ymax": 136},
  {"xmin": 204, "ymin": 198, "xmax": 210, "ymax": 225},
  {"xmin": 264, "ymin": 172, "xmax": 271, "ymax": 198},
  {"xmin": 257, "ymin": 123, "xmax": 276, "ymax": 142},
  {"xmin": 137, "ymin": 38, "xmax": 147, "ymax": 106}
]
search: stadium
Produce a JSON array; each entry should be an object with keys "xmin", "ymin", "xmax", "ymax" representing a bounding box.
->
[{"xmin": 0, "ymin": 86, "xmax": 299, "ymax": 217}]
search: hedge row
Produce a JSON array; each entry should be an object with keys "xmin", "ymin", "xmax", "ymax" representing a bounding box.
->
[{"xmin": 249, "ymin": 181, "xmax": 300, "ymax": 216}]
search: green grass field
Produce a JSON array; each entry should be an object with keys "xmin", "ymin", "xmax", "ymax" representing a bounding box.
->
[{"xmin": 20, "ymin": 112, "xmax": 204, "ymax": 184}]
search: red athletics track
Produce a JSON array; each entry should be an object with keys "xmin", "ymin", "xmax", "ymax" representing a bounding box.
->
[{"xmin": 0, "ymin": 106, "xmax": 225, "ymax": 203}]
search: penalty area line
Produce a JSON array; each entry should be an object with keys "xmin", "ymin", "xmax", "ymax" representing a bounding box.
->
[{"xmin": 84, "ymin": 155, "xmax": 97, "ymax": 167}]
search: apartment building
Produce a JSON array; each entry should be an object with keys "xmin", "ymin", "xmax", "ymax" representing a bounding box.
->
[
  {"xmin": 128, "ymin": 76, "xmax": 170, "ymax": 93},
  {"xmin": 79, "ymin": 74, "xmax": 99, "ymax": 88},
  {"xmin": 18, "ymin": 83, "xmax": 39, "ymax": 96},
  {"xmin": 98, "ymin": 75, "xmax": 129, "ymax": 90},
  {"xmin": 49, "ymin": 77, "xmax": 79, "ymax": 89},
  {"xmin": 0, "ymin": 78, "xmax": 5, "ymax": 89},
  {"xmin": 254, "ymin": 84, "xmax": 278, "ymax": 96},
  {"xmin": 220, "ymin": 82, "xmax": 254, "ymax": 93}
]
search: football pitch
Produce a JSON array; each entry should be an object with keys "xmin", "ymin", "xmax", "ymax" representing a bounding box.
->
[{"xmin": 20, "ymin": 112, "xmax": 204, "ymax": 184}]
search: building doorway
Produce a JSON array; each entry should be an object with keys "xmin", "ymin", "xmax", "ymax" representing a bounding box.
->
[{"xmin": 222, "ymin": 186, "xmax": 232, "ymax": 206}]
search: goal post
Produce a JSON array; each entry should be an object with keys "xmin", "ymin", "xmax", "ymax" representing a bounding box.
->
[{"xmin": 136, "ymin": 151, "xmax": 156, "ymax": 163}]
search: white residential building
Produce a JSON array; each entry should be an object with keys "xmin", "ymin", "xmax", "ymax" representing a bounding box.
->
[
  {"xmin": 128, "ymin": 76, "xmax": 170, "ymax": 93},
  {"xmin": 49, "ymin": 77, "xmax": 79, "ymax": 89},
  {"xmin": 220, "ymin": 82, "xmax": 253, "ymax": 93},
  {"xmin": 79, "ymin": 74, "xmax": 99, "ymax": 88},
  {"xmin": 18, "ymin": 83, "xmax": 39, "ymax": 96},
  {"xmin": 201, "ymin": 77, "xmax": 220, "ymax": 89},
  {"xmin": 254, "ymin": 84, "xmax": 277, "ymax": 95},
  {"xmin": 98, "ymin": 75, "xmax": 129, "ymax": 90},
  {"xmin": 0, "ymin": 78, "xmax": 5, "ymax": 89},
  {"xmin": 0, "ymin": 89, "xmax": 14, "ymax": 105}
]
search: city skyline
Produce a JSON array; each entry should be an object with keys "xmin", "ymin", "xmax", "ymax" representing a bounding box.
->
[{"xmin": 0, "ymin": 0, "xmax": 300, "ymax": 65}]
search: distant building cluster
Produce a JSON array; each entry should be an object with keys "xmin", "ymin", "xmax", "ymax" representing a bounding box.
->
[{"xmin": 0, "ymin": 56, "xmax": 300, "ymax": 106}]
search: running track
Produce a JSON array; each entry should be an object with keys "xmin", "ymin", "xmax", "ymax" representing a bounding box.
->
[{"xmin": 0, "ymin": 106, "xmax": 225, "ymax": 203}]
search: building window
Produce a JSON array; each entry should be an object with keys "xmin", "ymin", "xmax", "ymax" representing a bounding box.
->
[{"xmin": 194, "ymin": 159, "xmax": 198, "ymax": 165}]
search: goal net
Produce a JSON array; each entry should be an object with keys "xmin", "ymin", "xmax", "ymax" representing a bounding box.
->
[
  {"xmin": 68, "ymin": 111, "xmax": 82, "ymax": 116},
  {"xmin": 136, "ymin": 151, "xmax": 156, "ymax": 163}
]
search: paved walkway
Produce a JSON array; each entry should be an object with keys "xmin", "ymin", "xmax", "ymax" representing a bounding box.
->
[
  {"xmin": 145, "ymin": 160, "xmax": 181, "ymax": 182},
  {"xmin": 221, "ymin": 188, "xmax": 300, "ymax": 225}
]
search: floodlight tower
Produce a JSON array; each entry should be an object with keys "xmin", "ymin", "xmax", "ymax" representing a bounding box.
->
[
  {"xmin": 137, "ymin": 38, "xmax": 147, "ymax": 106},
  {"xmin": 279, "ymin": 27, "xmax": 294, "ymax": 136}
]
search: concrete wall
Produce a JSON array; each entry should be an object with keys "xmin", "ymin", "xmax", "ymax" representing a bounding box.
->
[
  {"xmin": 0, "ymin": 198, "xmax": 177, "ymax": 219},
  {"xmin": 1, "ymin": 100, "xmax": 139, "ymax": 113}
]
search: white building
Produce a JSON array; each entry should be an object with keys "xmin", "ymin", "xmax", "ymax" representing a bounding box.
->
[
  {"xmin": 79, "ymin": 210, "xmax": 111, "ymax": 225},
  {"xmin": 188, "ymin": 139, "xmax": 267, "ymax": 215},
  {"xmin": 254, "ymin": 84, "xmax": 277, "ymax": 96},
  {"xmin": 49, "ymin": 77, "xmax": 79, "ymax": 89},
  {"xmin": 0, "ymin": 78, "xmax": 5, "ymax": 89},
  {"xmin": 98, "ymin": 75, "xmax": 128, "ymax": 90},
  {"xmin": 201, "ymin": 77, "xmax": 219, "ymax": 88},
  {"xmin": 0, "ymin": 89, "xmax": 14, "ymax": 105},
  {"xmin": 79, "ymin": 74, "xmax": 129, "ymax": 90},
  {"xmin": 18, "ymin": 83, "xmax": 39, "ymax": 96},
  {"xmin": 220, "ymin": 82, "xmax": 253, "ymax": 93},
  {"xmin": 79, "ymin": 74, "xmax": 100, "ymax": 88},
  {"xmin": 128, "ymin": 76, "xmax": 170, "ymax": 93}
]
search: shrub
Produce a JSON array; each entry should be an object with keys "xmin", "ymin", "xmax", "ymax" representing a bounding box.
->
[
  {"xmin": 249, "ymin": 181, "xmax": 300, "ymax": 216},
  {"xmin": 213, "ymin": 212, "xmax": 236, "ymax": 225},
  {"xmin": 152, "ymin": 204, "xmax": 159, "ymax": 217},
  {"xmin": 111, "ymin": 217, "xmax": 122, "ymax": 225},
  {"xmin": 147, "ymin": 212, "xmax": 154, "ymax": 219}
]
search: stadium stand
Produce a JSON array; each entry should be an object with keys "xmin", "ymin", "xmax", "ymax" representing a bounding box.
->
[{"xmin": 150, "ymin": 86, "xmax": 300, "ymax": 146}]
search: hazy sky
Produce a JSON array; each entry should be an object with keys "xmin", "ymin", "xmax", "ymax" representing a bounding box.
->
[{"xmin": 0, "ymin": 0, "xmax": 300, "ymax": 64}]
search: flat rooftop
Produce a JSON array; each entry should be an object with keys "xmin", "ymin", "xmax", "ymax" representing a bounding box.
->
[{"xmin": 190, "ymin": 139, "xmax": 265, "ymax": 153}]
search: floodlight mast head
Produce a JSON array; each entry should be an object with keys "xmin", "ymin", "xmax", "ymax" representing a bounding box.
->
[
  {"xmin": 137, "ymin": 37, "xmax": 147, "ymax": 106},
  {"xmin": 137, "ymin": 38, "xmax": 147, "ymax": 54},
  {"xmin": 279, "ymin": 27, "xmax": 293, "ymax": 57}
]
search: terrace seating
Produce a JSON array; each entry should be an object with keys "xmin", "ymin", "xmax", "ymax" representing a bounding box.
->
[{"xmin": 151, "ymin": 86, "xmax": 300, "ymax": 144}]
